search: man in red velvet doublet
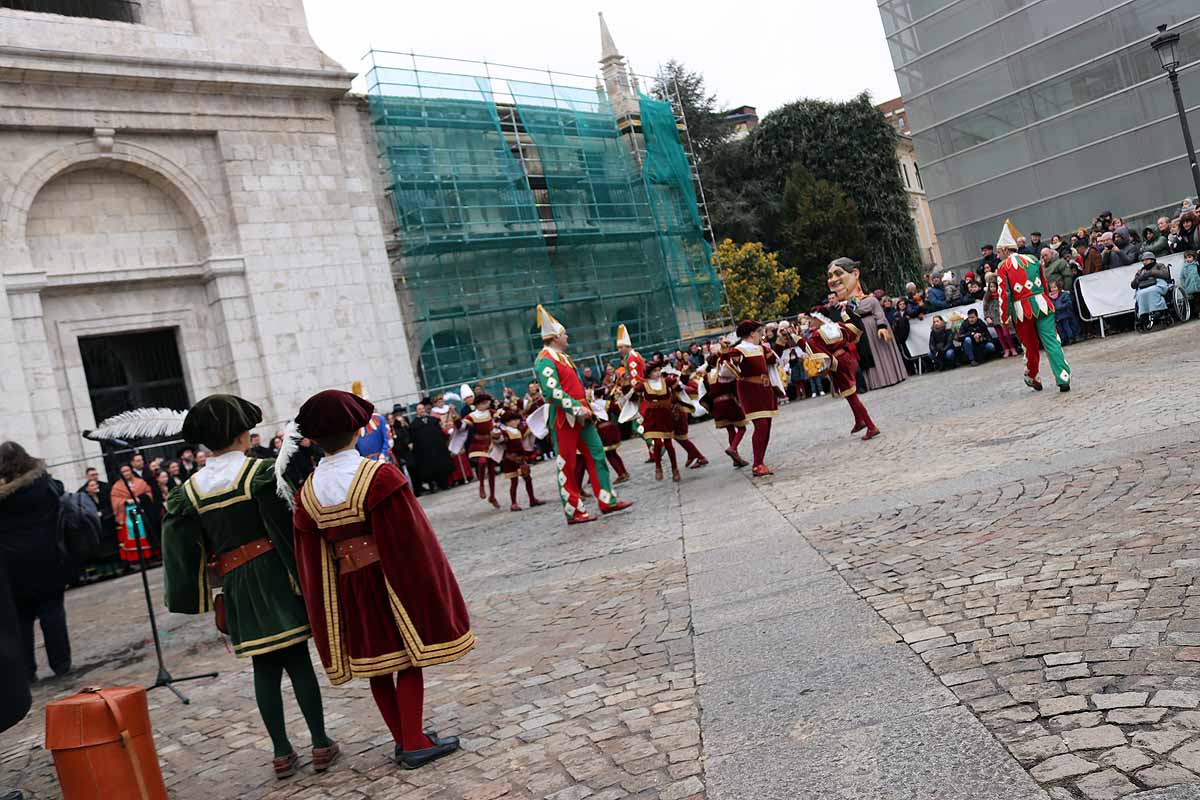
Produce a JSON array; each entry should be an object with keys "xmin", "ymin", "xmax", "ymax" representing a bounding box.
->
[{"xmin": 291, "ymin": 389, "xmax": 473, "ymax": 770}]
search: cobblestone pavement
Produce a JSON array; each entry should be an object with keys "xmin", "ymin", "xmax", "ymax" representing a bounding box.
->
[
  {"xmin": 7, "ymin": 328, "xmax": 1200, "ymax": 799},
  {"xmin": 761, "ymin": 327, "xmax": 1200, "ymax": 799}
]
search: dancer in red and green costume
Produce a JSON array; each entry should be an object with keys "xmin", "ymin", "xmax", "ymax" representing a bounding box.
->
[
  {"xmin": 615, "ymin": 323, "xmax": 650, "ymax": 452},
  {"xmin": 995, "ymin": 219, "xmax": 1071, "ymax": 392},
  {"xmin": 534, "ymin": 305, "xmax": 634, "ymax": 525}
]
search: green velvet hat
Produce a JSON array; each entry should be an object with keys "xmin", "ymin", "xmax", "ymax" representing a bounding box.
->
[{"xmin": 181, "ymin": 394, "xmax": 262, "ymax": 447}]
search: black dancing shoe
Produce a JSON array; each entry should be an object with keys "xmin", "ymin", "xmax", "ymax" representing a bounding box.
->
[
  {"xmin": 394, "ymin": 735, "xmax": 460, "ymax": 769},
  {"xmin": 1059, "ymin": 384, "xmax": 1071, "ymax": 393}
]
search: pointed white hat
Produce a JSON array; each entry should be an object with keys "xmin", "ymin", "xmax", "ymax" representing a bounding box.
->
[
  {"xmin": 459, "ymin": 383, "xmax": 475, "ymax": 403},
  {"xmin": 537, "ymin": 304, "xmax": 566, "ymax": 339},
  {"xmin": 996, "ymin": 219, "xmax": 1021, "ymax": 250},
  {"xmin": 616, "ymin": 323, "xmax": 631, "ymax": 348}
]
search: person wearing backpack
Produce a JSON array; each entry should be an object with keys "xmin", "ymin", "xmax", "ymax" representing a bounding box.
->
[
  {"xmin": 0, "ymin": 441, "xmax": 71, "ymax": 681},
  {"xmin": 57, "ymin": 487, "xmax": 103, "ymax": 586}
]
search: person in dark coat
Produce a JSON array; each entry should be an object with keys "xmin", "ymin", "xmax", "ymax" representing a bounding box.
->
[
  {"xmin": 390, "ymin": 406, "xmax": 413, "ymax": 478},
  {"xmin": 0, "ymin": 553, "xmax": 32, "ymax": 800},
  {"xmin": 409, "ymin": 401, "xmax": 454, "ymax": 495},
  {"xmin": 0, "ymin": 441, "xmax": 71, "ymax": 680}
]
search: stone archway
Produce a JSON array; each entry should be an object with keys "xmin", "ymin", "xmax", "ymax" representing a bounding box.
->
[{"xmin": 0, "ymin": 137, "xmax": 229, "ymax": 271}]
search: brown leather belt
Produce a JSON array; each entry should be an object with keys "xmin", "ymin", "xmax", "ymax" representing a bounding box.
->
[
  {"xmin": 738, "ymin": 375, "xmax": 770, "ymax": 386},
  {"xmin": 216, "ymin": 537, "xmax": 275, "ymax": 577},
  {"xmin": 333, "ymin": 535, "xmax": 381, "ymax": 575}
]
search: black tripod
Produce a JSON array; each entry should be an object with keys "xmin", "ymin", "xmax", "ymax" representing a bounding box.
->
[{"xmin": 119, "ymin": 476, "xmax": 217, "ymax": 704}]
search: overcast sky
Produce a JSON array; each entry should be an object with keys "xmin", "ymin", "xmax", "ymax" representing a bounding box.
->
[{"xmin": 300, "ymin": 0, "xmax": 901, "ymax": 115}]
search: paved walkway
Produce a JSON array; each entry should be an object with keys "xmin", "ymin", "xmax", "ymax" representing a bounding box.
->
[{"xmin": 7, "ymin": 328, "xmax": 1200, "ymax": 799}]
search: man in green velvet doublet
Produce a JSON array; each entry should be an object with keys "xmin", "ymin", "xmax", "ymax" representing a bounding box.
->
[
  {"xmin": 165, "ymin": 455, "xmax": 309, "ymax": 657},
  {"xmin": 161, "ymin": 394, "xmax": 338, "ymax": 779}
]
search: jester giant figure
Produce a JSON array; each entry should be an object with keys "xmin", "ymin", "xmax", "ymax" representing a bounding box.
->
[
  {"xmin": 995, "ymin": 219, "xmax": 1071, "ymax": 392},
  {"xmin": 533, "ymin": 305, "xmax": 633, "ymax": 525}
]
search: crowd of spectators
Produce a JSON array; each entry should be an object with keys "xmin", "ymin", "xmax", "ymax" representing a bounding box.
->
[{"xmin": 891, "ymin": 201, "xmax": 1200, "ymax": 371}]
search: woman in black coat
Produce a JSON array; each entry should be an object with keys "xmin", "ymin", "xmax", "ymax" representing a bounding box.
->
[{"xmin": 0, "ymin": 441, "xmax": 71, "ymax": 679}]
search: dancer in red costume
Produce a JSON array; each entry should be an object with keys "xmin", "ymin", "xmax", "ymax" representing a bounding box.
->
[
  {"xmin": 634, "ymin": 363, "xmax": 680, "ymax": 481},
  {"xmin": 492, "ymin": 406, "xmax": 545, "ymax": 511},
  {"xmin": 703, "ymin": 338, "xmax": 749, "ymax": 468},
  {"xmin": 671, "ymin": 365, "xmax": 709, "ymax": 469},
  {"xmin": 801, "ymin": 308, "xmax": 880, "ymax": 441},
  {"xmin": 727, "ymin": 320, "xmax": 780, "ymax": 476},
  {"xmin": 463, "ymin": 392, "xmax": 500, "ymax": 508},
  {"xmin": 291, "ymin": 390, "xmax": 473, "ymax": 770}
]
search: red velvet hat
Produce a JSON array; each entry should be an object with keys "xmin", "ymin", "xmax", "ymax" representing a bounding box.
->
[
  {"xmin": 296, "ymin": 389, "xmax": 374, "ymax": 438},
  {"xmin": 735, "ymin": 319, "xmax": 762, "ymax": 338}
]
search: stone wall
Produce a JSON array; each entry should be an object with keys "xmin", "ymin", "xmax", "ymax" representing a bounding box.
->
[{"xmin": 0, "ymin": 0, "xmax": 418, "ymax": 483}]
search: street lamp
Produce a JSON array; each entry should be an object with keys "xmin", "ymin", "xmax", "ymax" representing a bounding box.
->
[{"xmin": 1152, "ymin": 23, "xmax": 1200, "ymax": 200}]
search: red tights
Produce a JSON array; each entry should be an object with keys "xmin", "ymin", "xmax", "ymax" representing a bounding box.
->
[
  {"xmin": 750, "ymin": 418, "xmax": 771, "ymax": 468},
  {"xmin": 474, "ymin": 459, "xmax": 496, "ymax": 501},
  {"xmin": 677, "ymin": 438, "xmax": 705, "ymax": 463},
  {"xmin": 726, "ymin": 425, "xmax": 746, "ymax": 452},
  {"xmin": 845, "ymin": 392, "xmax": 876, "ymax": 431},
  {"xmin": 652, "ymin": 439, "xmax": 678, "ymax": 470},
  {"xmin": 605, "ymin": 450, "xmax": 628, "ymax": 477},
  {"xmin": 509, "ymin": 474, "xmax": 538, "ymax": 504},
  {"xmin": 369, "ymin": 669, "xmax": 432, "ymax": 752}
]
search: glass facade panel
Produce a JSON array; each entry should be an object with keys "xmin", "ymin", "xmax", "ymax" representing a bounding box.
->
[
  {"xmin": 897, "ymin": 0, "xmax": 1129, "ymax": 95},
  {"xmin": 879, "ymin": 0, "xmax": 961, "ymax": 36},
  {"xmin": 882, "ymin": 0, "xmax": 1200, "ymax": 271}
]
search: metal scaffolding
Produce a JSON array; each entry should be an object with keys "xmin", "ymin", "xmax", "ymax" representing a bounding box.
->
[{"xmin": 364, "ymin": 50, "xmax": 725, "ymax": 396}]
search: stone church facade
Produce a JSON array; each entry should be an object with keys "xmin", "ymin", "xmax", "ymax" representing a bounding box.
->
[{"xmin": 0, "ymin": 0, "xmax": 417, "ymax": 480}]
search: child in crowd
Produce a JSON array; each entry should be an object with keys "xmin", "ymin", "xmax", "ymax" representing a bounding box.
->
[
  {"xmin": 982, "ymin": 272, "xmax": 1020, "ymax": 358},
  {"xmin": 942, "ymin": 271, "xmax": 964, "ymax": 305},
  {"xmin": 1047, "ymin": 281, "xmax": 1080, "ymax": 345},
  {"xmin": 1180, "ymin": 251, "xmax": 1200, "ymax": 300}
]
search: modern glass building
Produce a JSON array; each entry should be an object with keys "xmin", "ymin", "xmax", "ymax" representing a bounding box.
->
[{"xmin": 879, "ymin": 1, "xmax": 1200, "ymax": 271}]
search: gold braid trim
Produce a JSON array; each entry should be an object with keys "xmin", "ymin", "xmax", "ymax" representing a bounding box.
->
[
  {"xmin": 321, "ymin": 539, "xmax": 351, "ymax": 685},
  {"xmin": 385, "ymin": 583, "xmax": 475, "ymax": 667}
]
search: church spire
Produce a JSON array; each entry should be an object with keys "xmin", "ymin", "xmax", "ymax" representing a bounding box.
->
[
  {"xmin": 599, "ymin": 12, "xmax": 620, "ymax": 64},
  {"xmin": 598, "ymin": 12, "xmax": 636, "ymax": 116}
]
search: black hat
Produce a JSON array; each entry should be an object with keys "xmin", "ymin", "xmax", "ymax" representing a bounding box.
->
[
  {"xmin": 181, "ymin": 395, "xmax": 262, "ymax": 448},
  {"xmin": 981, "ymin": 244, "xmax": 993, "ymax": 251},
  {"xmin": 392, "ymin": 404, "xmax": 406, "ymax": 415}
]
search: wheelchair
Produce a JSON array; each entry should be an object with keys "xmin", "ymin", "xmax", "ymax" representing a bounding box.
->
[{"xmin": 1135, "ymin": 278, "xmax": 1191, "ymax": 332}]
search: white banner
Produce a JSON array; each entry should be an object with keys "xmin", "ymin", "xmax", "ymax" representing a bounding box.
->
[
  {"xmin": 905, "ymin": 302, "xmax": 985, "ymax": 358},
  {"xmin": 1075, "ymin": 252, "xmax": 1186, "ymax": 320}
]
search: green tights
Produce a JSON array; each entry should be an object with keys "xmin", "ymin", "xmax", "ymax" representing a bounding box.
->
[{"xmin": 251, "ymin": 642, "xmax": 331, "ymax": 757}]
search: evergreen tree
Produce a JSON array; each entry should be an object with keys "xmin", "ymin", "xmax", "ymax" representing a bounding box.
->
[
  {"xmin": 746, "ymin": 93, "xmax": 922, "ymax": 290},
  {"xmin": 780, "ymin": 165, "xmax": 868, "ymax": 306},
  {"xmin": 650, "ymin": 60, "xmax": 732, "ymax": 161}
]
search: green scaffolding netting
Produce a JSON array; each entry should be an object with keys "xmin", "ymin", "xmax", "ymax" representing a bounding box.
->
[{"xmin": 367, "ymin": 63, "xmax": 722, "ymax": 394}]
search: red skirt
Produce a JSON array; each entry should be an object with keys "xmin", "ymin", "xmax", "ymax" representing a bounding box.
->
[
  {"xmin": 336, "ymin": 561, "xmax": 412, "ymax": 673},
  {"xmin": 708, "ymin": 382, "xmax": 746, "ymax": 428},
  {"xmin": 737, "ymin": 377, "xmax": 778, "ymax": 420},
  {"xmin": 672, "ymin": 406, "xmax": 690, "ymax": 440},
  {"xmin": 500, "ymin": 451, "xmax": 531, "ymax": 477},
  {"xmin": 642, "ymin": 401, "xmax": 675, "ymax": 439},
  {"xmin": 597, "ymin": 420, "xmax": 622, "ymax": 450},
  {"xmin": 831, "ymin": 351, "xmax": 860, "ymax": 396}
]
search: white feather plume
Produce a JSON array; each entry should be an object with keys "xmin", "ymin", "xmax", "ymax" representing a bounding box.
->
[
  {"xmin": 89, "ymin": 408, "xmax": 188, "ymax": 441},
  {"xmin": 275, "ymin": 419, "xmax": 303, "ymax": 507}
]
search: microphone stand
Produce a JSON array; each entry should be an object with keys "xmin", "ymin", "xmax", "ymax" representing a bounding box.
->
[{"xmin": 118, "ymin": 474, "xmax": 217, "ymax": 704}]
